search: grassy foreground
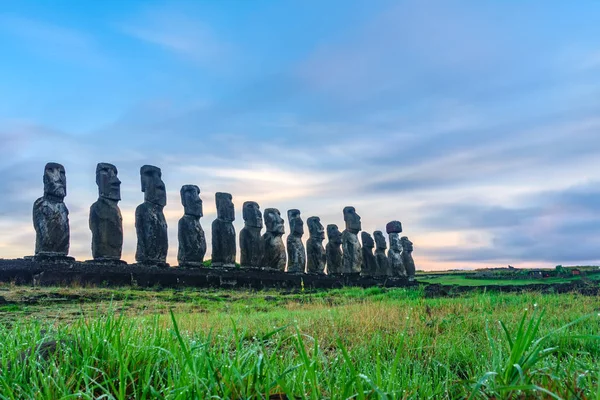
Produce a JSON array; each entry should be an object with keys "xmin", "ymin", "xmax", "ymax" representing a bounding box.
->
[{"xmin": 0, "ymin": 286, "xmax": 599, "ymax": 399}]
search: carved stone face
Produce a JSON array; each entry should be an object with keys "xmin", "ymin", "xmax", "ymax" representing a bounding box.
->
[
  {"xmin": 96, "ymin": 163, "xmax": 121, "ymax": 201},
  {"xmin": 181, "ymin": 185, "xmax": 203, "ymax": 217},
  {"xmin": 264, "ymin": 208, "xmax": 285, "ymax": 235},
  {"xmin": 216, "ymin": 192, "xmax": 235, "ymax": 222},
  {"xmin": 287, "ymin": 209, "xmax": 304, "ymax": 236},
  {"xmin": 401, "ymin": 236, "xmax": 413, "ymax": 252},
  {"xmin": 141, "ymin": 165, "xmax": 166, "ymax": 207},
  {"xmin": 307, "ymin": 217, "xmax": 324, "ymax": 241},
  {"xmin": 361, "ymin": 232, "xmax": 375, "ymax": 249},
  {"xmin": 343, "ymin": 206, "xmax": 361, "ymax": 233},
  {"xmin": 43, "ymin": 162, "xmax": 66, "ymax": 200},
  {"xmin": 243, "ymin": 201, "xmax": 263, "ymax": 228},
  {"xmin": 389, "ymin": 233, "xmax": 402, "ymax": 250},
  {"xmin": 374, "ymin": 231, "xmax": 387, "ymax": 250},
  {"xmin": 327, "ymin": 224, "xmax": 342, "ymax": 246}
]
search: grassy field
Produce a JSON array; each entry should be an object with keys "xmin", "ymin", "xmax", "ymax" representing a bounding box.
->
[{"xmin": 0, "ymin": 284, "xmax": 599, "ymax": 399}]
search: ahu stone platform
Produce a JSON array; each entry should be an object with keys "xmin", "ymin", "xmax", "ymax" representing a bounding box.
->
[{"xmin": 0, "ymin": 259, "xmax": 415, "ymax": 290}]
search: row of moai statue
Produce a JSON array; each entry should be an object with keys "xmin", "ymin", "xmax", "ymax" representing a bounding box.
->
[{"xmin": 31, "ymin": 162, "xmax": 416, "ymax": 278}]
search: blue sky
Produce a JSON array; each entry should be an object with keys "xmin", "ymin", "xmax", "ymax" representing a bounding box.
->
[{"xmin": 1, "ymin": 0, "xmax": 600, "ymax": 269}]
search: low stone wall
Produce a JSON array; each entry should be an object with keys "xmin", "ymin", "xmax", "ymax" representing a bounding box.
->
[{"xmin": 0, "ymin": 259, "xmax": 414, "ymax": 290}]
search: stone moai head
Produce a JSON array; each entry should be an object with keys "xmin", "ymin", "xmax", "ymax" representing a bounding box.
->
[
  {"xmin": 361, "ymin": 231, "xmax": 375, "ymax": 249},
  {"xmin": 140, "ymin": 165, "xmax": 166, "ymax": 207},
  {"xmin": 287, "ymin": 209, "xmax": 304, "ymax": 236},
  {"xmin": 374, "ymin": 231, "xmax": 387, "ymax": 250},
  {"xmin": 264, "ymin": 208, "xmax": 285, "ymax": 235},
  {"xmin": 43, "ymin": 162, "xmax": 66, "ymax": 200},
  {"xmin": 96, "ymin": 163, "xmax": 121, "ymax": 201},
  {"xmin": 243, "ymin": 201, "xmax": 263, "ymax": 228},
  {"xmin": 386, "ymin": 220, "xmax": 403, "ymax": 235},
  {"xmin": 389, "ymin": 233, "xmax": 402, "ymax": 250},
  {"xmin": 308, "ymin": 217, "xmax": 325, "ymax": 241},
  {"xmin": 327, "ymin": 224, "xmax": 342, "ymax": 245},
  {"xmin": 180, "ymin": 185, "xmax": 203, "ymax": 217},
  {"xmin": 401, "ymin": 236, "xmax": 413, "ymax": 252},
  {"xmin": 215, "ymin": 192, "xmax": 235, "ymax": 222},
  {"xmin": 343, "ymin": 206, "xmax": 362, "ymax": 234}
]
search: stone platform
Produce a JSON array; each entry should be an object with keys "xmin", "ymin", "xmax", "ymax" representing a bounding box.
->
[{"xmin": 0, "ymin": 259, "xmax": 415, "ymax": 290}]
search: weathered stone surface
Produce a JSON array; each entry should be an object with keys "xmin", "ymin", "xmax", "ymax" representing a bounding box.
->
[
  {"xmin": 360, "ymin": 232, "xmax": 377, "ymax": 276},
  {"xmin": 401, "ymin": 236, "xmax": 416, "ymax": 281},
  {"xmin": 177, "ymin": 185, "xmax": 206, "ymax": 267},
  {"xmin": 135, "ymin": 165, "xmax": 168, "ymax": 266},
  {"xmin": 325, "ymin": 224, "xmax": 343, "ymax": 275},
  {"xmin": 240, "ymin": 201, "xmax": 263, "ymax": 268},
  {"xmin": 306, "ymin": 216, "xmax": 326, "ymax": 274},
  {"xmin": 374, "ymin": 231, "xmax": 391, "ymax": 276},
  {"xmin": 261, "ymin": 208, "xmax": 286, "ymax": 271},
  {"xmin": 386, "ymin": 220, "xmax": 403, "ymax": 234},
  {"xmin": 388, "ymin": 232, "xmax": 406, "ymax": 277},
  {"xmin": 211, "ymin": 192, "xmax": 236, "ymax": 267},
  {"xmin": 342, "ymin": 206, "xmax": 362, "ymax": 274},
  {"xmin": 33, "ymin": 162, "xmax": 71, "ymax": 259},
  {"xmin": 89, "ymin": 163, "xmax": 123, "ymax": 262},
  {"xmin": 286, "ymin": 209, "xmax": 306, "ymax": 273}
]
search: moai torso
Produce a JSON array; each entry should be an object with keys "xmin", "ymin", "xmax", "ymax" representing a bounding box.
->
[
  {"xmin": 360, "ymin": 232, "xmax": 377, "ymax": 277},
  {"xmin": 33, "ymin": 162, "xmax": 70, "ymax": 258},
  {"xmin": 135, "ymin": 165, "xmax": 168, "ymax": 265},
  {"xmin": 306, "ymin": 217, "xmax": 326, "ymax": 274},
  {"xmin": 178, "ymin": 185, "xmax": 206, "ymax": 267},
  {"xmin": 261, "ymin": 208, "xmax": 286, "ymax": 271},
  {"xmin": 89, "ymin": 163, "xmax": 123, "ymax": 261},
  {"xmin": 342, "ymin": 206, "xmax": 362, "ymax": 274},
  {"xmin": 286, "ymin": 209, "xmax": 306, "ymax": 273},
  {"xmin": 325, "ymin": 224, "xmax": 343, "ymax": 275},
  {"xmin": 211, "ymin": 192, "xmax": 236, "ymax": 267},
  {"xmin": 374, "ymin": 231, "xmax": 391, "ymax": 276},
  {"xmin": 240, "ymin": 201, "xmax": 263, "ymax": 268}
]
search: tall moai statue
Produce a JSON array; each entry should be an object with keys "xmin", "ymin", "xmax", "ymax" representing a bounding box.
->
[
  {"xmin": 374, "ymin": 231, "xmax": 391, "ymax": 276},
  {"xmin": 360, "ymin": 232, "xmax": 377, "ymax": 277},
  {"xmin": 325, "ymin": 224, "xmax": 343, "ymax": 275},
  {"xmin": 33, "ymin": 162, "xmax": 72, "ymax": 260},
  {"xmin": 342, "ymin": 206, "xmax": 362, "ymax": 275},
  {"xmin": 401, "ymin": 236, "xmax": 416, "ymax": 281},
  {"xmin": 387, "ymin": 221, "xmax": 406, "ymax": 277},
  {"xmin": 211, "ymin": 192, "xmax": 236, "ymax": 267},
  {"xmin": 306, "ymin": 216, "xmax": 326, "ymax": 274},
  {"xmin": 286, "ymin": 209, "xmax": 306, "ymax": 273},
  {"xmin": 240, "ymin": 201, "xmax": 263, "ymax": 268},
  {"xmin": 177, "ymin": 185, "xmax": 206, "ymax": 267},
  {"xmin": 89, "ymin": 163, "xmax": 123, "ymax": 262},
  {"xmin": 261, "ymin": 208, "xmax": 286, "ymax": 270},
  {"xmin": 135, "ymin": 165, "xmax": 168, "ymax": 266}
]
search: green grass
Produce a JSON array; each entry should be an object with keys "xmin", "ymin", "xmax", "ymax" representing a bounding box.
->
[
  {"xmin": 0, "ymin": 285, "xmax": 599, "ymax": 399},
  {"xmin": 418, "ymin": 274, "xmax": 583, "ymax": 286}
]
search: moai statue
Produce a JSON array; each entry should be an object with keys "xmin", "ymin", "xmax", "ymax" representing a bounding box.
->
[
  {"xmin": 177, "ymin": 185, "xmax": 206, "ymax": 267},
  {"xmin": 286, "ymin": 209, "xmax": 306, "ymax": 273},
  {"xmin": 135, "ymin": 165, "xmax": 168, "ymax": 266},
  {"xmin": 401, "ymin": 236, "xmax": 416, "ymax": 281},
  {"xmin": 306, "ymin": 216, "xmax": 326, "ymax": 274},
  {"xmin": 374, "ymin": 231, "xmax": 391, "ymax": 276},
  {"xmin": 387, "ymin": 221, "xmax": 406, "ymax": 277},
  {"xmin": 211, "ymin": 192, "xmax": 236, "ymax": 267},
  {"xmin": 89, "ymin": 163, "xmax": 123, "ymax": 262},
  {"xmin": 342, "ymin": 206, "xmax": 362, "ymax": 275},
  {"xmin": 240, "ymin": 201, "xmax": 263, "ymax": 268},
  {"xmin": 33, "ymin": 162, "xmax": 72, "ymax": 260},
  {"xmin": 325, "ymin": 224, "xmax": 343, "ymax": 275},
  {"xmin": 261, "ymin": 208, "xmax": 286, "ymax": 270},
  {"xmin": 360, "ymin": 232, "xmax": 377, "ymax": 277}
]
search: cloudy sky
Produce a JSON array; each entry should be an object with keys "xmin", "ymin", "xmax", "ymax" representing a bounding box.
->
[{"xmin": 1, "ymin": 0, "xmax": 599, "ymax": 270}]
